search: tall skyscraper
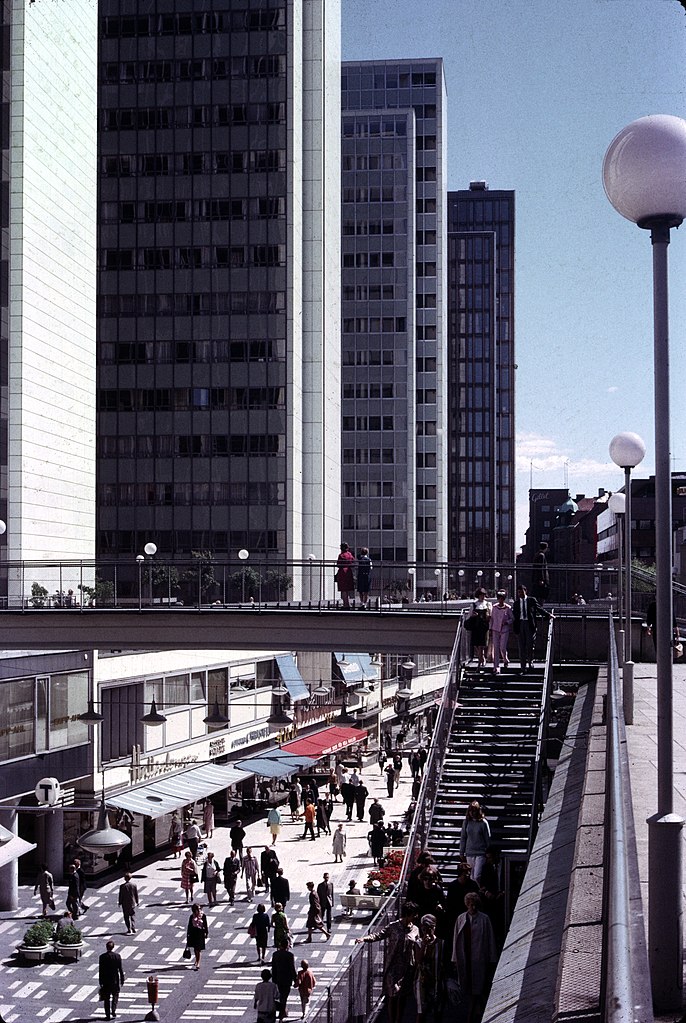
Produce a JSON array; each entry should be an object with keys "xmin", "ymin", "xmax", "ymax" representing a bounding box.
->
[
  {"xmin": 0, "ymin": 1, "xmax": 97, "ymax": 581},
  {"xmin": 447, "ymin": 183, "xmax": 515, "ymax": 568},
  {"xmin": 340, "ymin": 59, "xmax": 447, "ymax": 584},
  {"xmin": 97, "ymin": 2, "xmax": 341, "ymax": 573}
]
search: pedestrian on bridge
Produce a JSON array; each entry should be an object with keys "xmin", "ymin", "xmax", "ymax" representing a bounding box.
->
[
  {"xmin": 459, "ymin": 801, "xmax": 491, "ymax": 884},
  {"xmin": 490, "ymin": 590, "xmax": 513, "ymax": 675},
  {"xmin": 354, "ymin": 902, "xmax": 420, "ymax": 1023},
  {"xmin": 451, "ymin": 893, "xmax": 497, "ymax": 1021},
  {"xmin": 512, "ymin": 584, "xmax": 552, "ymax": 671},
  {"xmin": 335, "ymin": 542, "xmax": 355, "ymax": 609}
]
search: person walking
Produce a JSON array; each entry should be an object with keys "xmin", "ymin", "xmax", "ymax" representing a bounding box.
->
[
  {"xmin": 305, "ymin": 881, "xmax": 329, "ymax": 941},
  {"xmin": 467, "ymin": 588, "xmax": 492, "ymax": 669},
  {"xmin": 384, "ymin": 762, "xmax": 395, "ymax": 798},
  {"xmin": 267, "ymin": 805, "xmax": 282, "ymax": 845},
  {"xmin": 184, "ymin": 818, "xmax": 201, "ymax": 859},
  {"xmin": 118, "ymin": 872, "xmax": 139, "ymax": 933},
  {"xmin": 332, "ymin": 823, "xmax": 347, "ymax": 863},
  {"xmin": 73, "ymin": 858, "xmax": 89, "ymax": 914},
  {"xmin": 452, "ymin": 893, "xmax": 497, "ymax": 1022},
  {"xmin": 271, "ymin": 902, "xmax": 291, "ymax": 948},
  {"xmin": 203, "ymin": 798, "xmax": 215, "ymax": 839},
  {"xmin": 354, "ymin": 903, "xmax": 420, "ymax": 1023},
  {"xmin": 369, "ymin": 821, "xmax": 387, "ymax": 867},
  {"xmin": 354, "ymin": 781, "xmax": 369, "ymax": 822},
  {"xmin": 356, "ymin": 547, "xmax": 373, "ymax": 608},
  {"xmin": 335, "ymin": 542, "xmax": 355, "ymax": 609},
  {"xmin": 327, "ymin": 767, "xmax": 339, "ymax": 801},
  {"xmin": 315, "ymin": 799, "xmax": 330, "ymax": 836},
  {"xmin": 512, "ymin": 584, "xmax": 553, "ymax": 671},
  {"xmin": 66, "ymin": 864, "xmax": 81, "ymax": 920},
  {"xmin": 340, "ymin": 777, "xmax": 355, "ymax": 820},
  {"xmin": 250, "ymin": 903, "xmax": 271, "ymax": 965},
  {"xmin": 33, "ymin": 863, "xmax": 54, "ymax": 918},
  {"xmin": 243, "ymin": 846, "xmax": 260, "ymax": 901},
  {"xmin": 316, "ymin": 873, "xmax": 334, "ymax": 932},
  {"xmin": 186, "ymin": 902, "xmax": 208, "ymax": 971},
  {"xmin": 302, "ymin": 800, "xmax": 317, "ymax": 841},
  {"xmin": 169, "ymin": 812, "xmax": 184, "ymax": 858},
  {"xmin": 296, "ymin": 960, "xmax": 316, "ymax": 1019},
  {"xmin": 201, "ymin": 851, "xmax": 220, "ymax": 906},
  {"xmin": 459, "ymin": 801, "xmax": 491, "ymax": 884},
  {"xmin": 223, "ymin": 850, "xmax": 240, "ymax": 906},
  {"xmin": 180, "ymin": 850, "xmax": 198, "ymax": 904},
  {"xmin": 230, "ymin": 819, "xmax": 246, "ymax": 858},
  {"xmin": 414, "ymin": 913, "xmax": 445, "ymax": 1023},
  {"xmin": 490, "ymin": 590, "xmax": 513, "ymax": 674},
  {"xmin": 271, "ymin": 939, "xmax": 298, "ymax": 1019},
  {"xmin": 98, "ymin": 940, "xmax": 125, "ymax": 1021},
  {"xmin": 392, "ymin": 753, "xmax": 403, "ymax": 786},
  {"xmin": 288, "ymin": 785, "xmax": 301, "ymax": 821},
  {"xmin": 532, "ymin": 541, "xmax": 550, "ymax": 605},
  {"xmin": 271, "ymin": 867, "xmax": 291, "ymax": 909},
  {"xmin": 369, "ymin": 798, "xmax": 385, "ymax": 826},
  {"xmin": 410, "ymin": 750, "xmax": 422, "ymax": 780},
  {"xmin": 378, "ymin": 748, "xmax": 387, "ymax": 776},
  {"xmin": 261, "ymin": 846, "xmax": 280, "ymax": 894},
  {"xmin": 254, "ymin": 967, "xmax": 281, "ymax": 1023}
]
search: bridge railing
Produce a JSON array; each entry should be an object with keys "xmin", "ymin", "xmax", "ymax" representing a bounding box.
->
[
  {"xmin": 305, "ymin": 620, "xmax": 464, "ymax": 1023},
  {"xmin": 601, "ymin": 618, "xmax": 654, "ymax": 1023},
  {"xmin": 528, "ymin": 614, "xmax": 556, "ymax": 855}
]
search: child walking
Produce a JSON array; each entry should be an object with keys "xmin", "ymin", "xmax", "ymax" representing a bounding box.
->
[{"xmin": 296, "ymin": 960, "xmax": 316, "ymax": 1018}]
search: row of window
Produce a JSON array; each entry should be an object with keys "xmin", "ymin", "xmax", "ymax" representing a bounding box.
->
[
  {"xmin": 99, "ymin": 387, "xmax": 284, "ymax": 412},
  {"xmin": 100, "ymin": 339, "xmax": 285, "ymax": 366},
  {"xmin": 342, "ymin": 117, "xmax": 409, "ymax": 138},
  {"xmin": 98, "ymin": 530, "xmax": 281, "ymax": 554},
  {"xmin": 342, "ymin": 155, "xmax": 407, "ymax": 172},
  {"xmin": 342, "ymin": 186, "xmax": 406, "ymax": 203},
  {"xmin": 102, "ymin": 102, "xmax": 285, "ymax": 131},
  {"xmin": 100, "ymin": 473, "xmax": 285, "ymax": 508},
  {"xmin": 342, "ymin": 218, "xmax": 406, "ymax": 236},
  {"xmin": 104, "ymin": 245, "xmax": 286, "ymax": 271},
  {"xmin": 342, "ymin": 514, "xmax": 400, "ymax": 530},
  {"xmin": 342, "ymin": 383, "xmax": 395, "ymax": 398},
  {"xmin": 100, "ymin": 292, "xmax": 285, "ymax": 317},
  {"xmin": 342, "ymin": 253, "xmax": 401, "ymax": 269},
  {"xmin": 342, "ymin": 69, "xmax": 437, "ymax": 90},
  {"xmin": 102, "ymin": 56, "xmax": 285, "ymax": 85},
  {"xmin": 342, "ymin": 416, "xmax": 395, "ymax": 431},
  {"xmin": 0, "ymin": 672, "xmax": 88, "ymax": 762},
  {"xmin": 102, "ymin": 149, "xmax": 285, "ymax": 177},
  {"xmin": 342, "ymin": 482, "xmax": 395, "ymax": 498},
  {"xmin": 341, "ymin": 350, "xmax": 402, "ymax": 366},
  {"xmin": 342, "ymin": 284, "xmax": 397, "ymax": 301},
  {"xmin": 101, "ymin": 10, "xmax": 285, "ymax": 37},
  {"xmin": 342, "ymin": 316, "xmax": 406, "ymax": 332},
  {"xmin": 342, "ymin": 448, "xmax": 398, "ymax": 464},
  {"xmin": 103, "ymin": 197, "xmax": 285, "ymax": 224}
]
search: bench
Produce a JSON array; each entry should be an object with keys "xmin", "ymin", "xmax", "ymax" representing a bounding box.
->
[{"xmin": 340, "ymin": 893, "xmax": 385, "ymax": 915}]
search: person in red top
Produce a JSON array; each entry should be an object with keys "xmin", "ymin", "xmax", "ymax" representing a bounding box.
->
[
  {"xmin": 302, "ymin": 800, "xmax": 317, "ymax": 841},
  {"xmin": 296, "ymin": 959, "xmax": 316, "ymax": 1018},
  {"xmin": 335, "ymin": 543, "xmax": 355, "ymax": 609}
]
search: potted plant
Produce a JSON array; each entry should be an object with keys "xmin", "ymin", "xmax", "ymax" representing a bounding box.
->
[
  {"xmin": 54, "ymin": 921, "xmax": 84, "ymax": 961},
  {"xmin": 17, "ymin": 920, "xmax": 54, "ymax": 962}
]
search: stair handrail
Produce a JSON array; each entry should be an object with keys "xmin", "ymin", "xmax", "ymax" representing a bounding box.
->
[{"xmin": 527, "ymin": 613, "xmax": 556, "ymax": 856}]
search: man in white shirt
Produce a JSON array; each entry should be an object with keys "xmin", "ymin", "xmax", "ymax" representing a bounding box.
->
[{"xmin": 512, "ymin": 584, "xmax": 552, "ymax": 671}]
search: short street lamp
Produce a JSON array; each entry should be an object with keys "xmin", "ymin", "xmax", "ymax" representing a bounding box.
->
[
  {"xmin": 604, "ymin": 113, "xmax": 686, "ymax": 1013},
  {"xmin": 609, "ymin": 431, "xmax": 645, "ymax": 723}
]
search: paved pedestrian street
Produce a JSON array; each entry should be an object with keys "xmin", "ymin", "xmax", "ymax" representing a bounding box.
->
[{"xmin": 0, "ymin": 760, "xmax": 416, "ymax": 1022}]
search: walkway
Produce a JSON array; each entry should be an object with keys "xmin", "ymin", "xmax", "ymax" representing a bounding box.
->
[{"xmin": 0, "ymin": 760, "xmax": 417, "ymax": 1022}]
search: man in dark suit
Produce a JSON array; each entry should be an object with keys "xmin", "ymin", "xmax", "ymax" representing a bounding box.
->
[
  {"xmin": 512, "ymin": 584, "xmax": 552, "ymax": 671},
  {"xmin": 270, "ymin": 939, "xmax": 298, "ymax": 1020},
  {"xmin": 270, "ymin": 867, "xmax": 290, "ymax": 909},
  {"xmin": 317, "ymin": 872, "xmax": 334, "ymax": 931},
  {"xmin": 99, "ymin": 939, "xmax": 125, "ymax": 1020}
]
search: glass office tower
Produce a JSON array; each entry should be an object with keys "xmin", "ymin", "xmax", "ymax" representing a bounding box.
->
[
  {"xmin": 97, "ymin": 2, "xmax": 341, "ymax": 573},
  {"xmin": 341, "ymin": 59, "xmax": 447, "ymax": 588},
  {"xmin": 447, "ymin": 183, "xmax": 515, "ymax": 568}
]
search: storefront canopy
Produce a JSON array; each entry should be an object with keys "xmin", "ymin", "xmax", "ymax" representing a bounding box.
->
[
  {"xmin": 107, "ymin": 763, "xmax": 253, "ymax": 819},
  {"xmin": 0, "ymin": 835, "xmax": 36, "ymax": 870},
  {"xmin": 280, "ymin": 725, "xmax": 367, "ymax": 760},
  {"xmin": 276, "ymin": 653, "xmax": 310, "ymax": 702},
  {"xmin": 234, "ymin": 748, "xmax": 317, "ymax": 779},
  {"xmin": 334, "ymin": 653, "xmax": 378, "ymax": 686}
]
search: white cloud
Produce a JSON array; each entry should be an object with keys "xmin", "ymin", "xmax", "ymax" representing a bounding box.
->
[
  {"xmin": 607, "ymin": 385, "xmax": 619, "ymax": 393},
  {"xmin": 515, "ymin": 431, "xmax": 619, "ymax": 477}
]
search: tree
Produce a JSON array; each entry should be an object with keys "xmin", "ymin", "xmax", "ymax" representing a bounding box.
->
[
  {"xmin": 78, "ymin": 578, "xmax": 115, "ymax": 606},
  {"xmin": 265, "ymin": 569, "xmax": 292, "ymax": 599},
  {"xmin": 30, "ymin": 582, "xmax": 49, "ymax": 608},
  {"xmin": 181, "ymin": 550, "xmax": 219, "ymax": 603}
]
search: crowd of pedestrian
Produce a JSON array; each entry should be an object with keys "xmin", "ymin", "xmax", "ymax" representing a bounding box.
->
[{"xmin": 465, "ymin": 583, "xmax": 554, "ymax": 674}]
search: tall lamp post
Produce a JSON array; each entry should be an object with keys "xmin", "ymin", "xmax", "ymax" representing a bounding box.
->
[
  {"xmin": 607, "ymin": 491, "xmax": 625, "ymax": 648},
  {"xmin": 603, "ymin": 113, "xmax": 686, "ymax": 1013},
  {"xmin": 609, "ymin": 432, "xmax": 645, "ymax": 723}
]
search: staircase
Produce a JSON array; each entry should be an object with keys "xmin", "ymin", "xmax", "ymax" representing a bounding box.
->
[{"xmin": 426, "ymin": 664, "xmax": 546, "ymax": 882}]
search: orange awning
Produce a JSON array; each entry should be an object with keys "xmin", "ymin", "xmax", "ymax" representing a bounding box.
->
[{"xmin": 280, "ymin": 725, "xmax": 367, "ymax": 760}]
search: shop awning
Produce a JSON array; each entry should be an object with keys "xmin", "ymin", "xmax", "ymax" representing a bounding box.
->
[
  {"xmin": 335, "ymin": 652, "xmax": 378, "ymax": 686},
  {"xmin": 234, "ymin": 748, "xmax": 317, "ymax": 779},
  {"xmin": 0, "ymin": 835, "xmax": 36, "ymax": 870},
  {"xmin": 280, "ymin": 725, "xmax": 367, "ymax": 760},
  {"xmin": 276, "ymin": 654, "xmax": 310, "ymax": 702},
  {"xmin": 107, "ymin": 763, "xmax": 253, "ymax": 819}
]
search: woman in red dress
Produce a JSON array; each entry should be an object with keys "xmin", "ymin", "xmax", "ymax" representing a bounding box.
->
[{"xmin": 335, "ymin": 543, "xmax": 355, "ymax": 609}]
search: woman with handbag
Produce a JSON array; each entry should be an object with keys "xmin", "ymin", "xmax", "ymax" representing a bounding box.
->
[
  {"xmin": 185, "ymin": 903, "xmax": 208, "ymax": 971},
  {"xmin": 468, "ymin": 588, "xmax": 492, "ymax": 669},
  {"xmin": 34, "ymin": 863, "xmax": 55, "ymax": 918},
  {"xmin": 271, "ymin": 901, "xmax": 291, "ymax": 948},
  {"xmin": 180, "ymin": 850, "xmax": 198, "ymax": 904},
  {"xmin": 250, "ymin": 903, "xmax": 271, "ymax": 964}
]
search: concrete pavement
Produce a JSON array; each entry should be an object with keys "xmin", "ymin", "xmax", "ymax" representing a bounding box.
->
[{"xmin": 0, "ymin": 758, "xmax": 418, "ymax": 1022}]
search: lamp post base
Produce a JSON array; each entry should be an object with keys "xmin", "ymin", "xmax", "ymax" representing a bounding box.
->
[
  {"xmin": 622, "ymin": 660, "xmax": 634, "ymax": 725},
  {"xmin": 648, "ymin": 811, "xmax": 684, "ymax": 1014}
]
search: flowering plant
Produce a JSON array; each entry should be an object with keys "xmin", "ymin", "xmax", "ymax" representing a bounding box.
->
[{"xmin": 364, "ymin": 850, "xmax": 404, "ymax": 894}]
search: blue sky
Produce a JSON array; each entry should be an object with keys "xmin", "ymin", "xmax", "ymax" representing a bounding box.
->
[{"xmin": 343, "ymin": 0, "xmax": 686, "ymax": 548}]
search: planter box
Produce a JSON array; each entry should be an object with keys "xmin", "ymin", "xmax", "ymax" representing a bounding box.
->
[
  {"xmin": 340, "ymin": 893, "xmax": 386, "ymax": 914},
  {"xmin": 17, "ymin": 944, "xmax": 50, "ymax": 963},
  {"xmin": 54, "ymin": 941, "xmax": 84, "ymax": 961}
]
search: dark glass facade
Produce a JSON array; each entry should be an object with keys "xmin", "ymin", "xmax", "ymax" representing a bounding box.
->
[
  {"xmin": 97, "ymin": 3, "xmax": 296, "ymax": 561},
  {"xmin": 447, "ymin": 185, "xmax": 515, "ymax": 566},
  {"xmin": 0, "ymin": 3, "xmax": 9, "ymax": 567},
  {"xmin": 341, "ymin": 60, "xmax": 446, "ymax": 573}
]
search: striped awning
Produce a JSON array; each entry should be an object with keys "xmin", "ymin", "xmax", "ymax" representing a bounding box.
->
[{"xmin": 107, "ymin": 763, "xmax": 253, "ymax": 819}]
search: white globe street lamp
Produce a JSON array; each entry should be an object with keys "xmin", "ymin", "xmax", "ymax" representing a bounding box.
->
[
  {"xmin": 604, "ymin": 114, "xmax": 686, "ymax": 1012},
  {"xmin": 609, "ymin": 432, "xmax": 645, "ymax": 703}
]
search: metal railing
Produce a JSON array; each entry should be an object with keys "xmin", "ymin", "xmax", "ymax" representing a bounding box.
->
[
  {"xmin": 601, "ymin": 619, "xmax": 654, "ymax": 1023},
  {"xmin": 305, "ymin": 620, "xmax": 464, "ymax": 1023},
  {"xmin": 527, "ymin": 615, "xmax": 556, "ymax": 855}
]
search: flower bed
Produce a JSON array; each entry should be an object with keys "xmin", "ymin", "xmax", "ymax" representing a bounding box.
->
[{"xmin": 364, "ymin": 849, "xmax": 404, "ymax": 894}]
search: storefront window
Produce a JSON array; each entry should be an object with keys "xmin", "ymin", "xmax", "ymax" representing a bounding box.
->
[
  {"xmin": 165, "ymin": 673, "xmax": 189, "ymax": 708},
  {"xmin": 190, "ymin": 671, "xmax": 206, "ymax": 702},
  {"xmin": 207, "ymin": 668, "xmax": 227, "ymax": 713},
  {"xmin": 145, "ymin": 678, "xmax": 164, "ymax": 708},
  {"xmin": 0, "ymin": 678, "xmax": 34, "ymax": 760},
  {"xmin": 49, "ymin": 672, "xmax": 88, "ymax": 749}
]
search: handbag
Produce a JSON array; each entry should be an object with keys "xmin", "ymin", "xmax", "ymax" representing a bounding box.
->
[
  {"xmin": 248, "ymin": 923, "xmax": 257, "ymax": 938},
  {"xmin": 464, "ymin": 616, "xmax": 475, "ymax": 632},
  {"xmin": 182, "ymin": 947, "xmax": 192, "ymax": 960},
  {"xmin": 191, "ymin": 872, "xmax": 199, "ymax": 884}
]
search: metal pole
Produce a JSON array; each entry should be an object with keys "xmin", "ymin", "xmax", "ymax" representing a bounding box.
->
[
  {"xmin": 624, "ymin": 466, "xmax": 632, "ymax": 663},
  {"xmin": 647, "ymin": 222, "xmax": 684, "ymax": 1013}
]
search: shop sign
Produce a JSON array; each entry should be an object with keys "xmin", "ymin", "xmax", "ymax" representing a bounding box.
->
[
  {"xmin": 229, "ymin": 725, "xmax": 270, "ymax": 751},
  {"xmin": 208, "ymin": 737, "xmax": 226, "ymax": 758},
  {"xmin": 35, "ymin": 777, "xmax": 61, "ymax": 805}
]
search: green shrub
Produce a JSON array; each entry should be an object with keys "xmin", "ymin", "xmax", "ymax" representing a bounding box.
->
[
  {"xmin": 22, "ymin": 920, "xmax": 55, "ymax": 947},
  {"xmin": 55, "ymin": 923, "xmax": 82, "ymax": 945}
]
